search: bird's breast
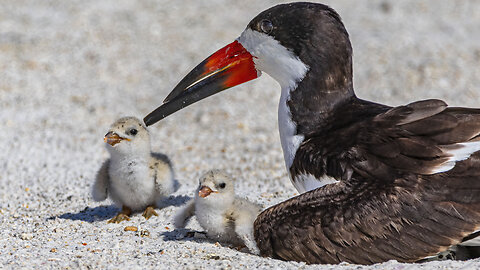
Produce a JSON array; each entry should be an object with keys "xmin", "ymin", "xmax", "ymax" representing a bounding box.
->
[
  {"xmin": 108, "ymin": 159, "xmax": 156, "ymax": 208},
  {"xmin": 195, "ymin": 201, "xmax": 233, "ymax": 237}
]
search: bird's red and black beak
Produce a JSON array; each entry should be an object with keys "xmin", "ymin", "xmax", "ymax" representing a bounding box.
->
[{"xmin": 144, "ymin": 40, "xmax": 260, "ymax": 126}]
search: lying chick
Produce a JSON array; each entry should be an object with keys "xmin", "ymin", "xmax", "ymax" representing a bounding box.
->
[
  {"xmin": 92, "ymin": 116, "xmax": 175, "ymax": 223},
  {"xmin": 174, "ymin": 170, "xmax": 261, "ymax": 254}
]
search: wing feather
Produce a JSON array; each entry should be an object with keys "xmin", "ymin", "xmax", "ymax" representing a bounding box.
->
[
  {"xmin": 255, "ymin": 168, "xmax": 480, "ymax": 264},
  {"xmin": 92, "ymin": 160, "xmax": 110, "ymax": 201}
]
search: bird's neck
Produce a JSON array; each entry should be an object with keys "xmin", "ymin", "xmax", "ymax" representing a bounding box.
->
[
  {"xmin": 278, "ymin": 66, "xmax": 355, "ymax": 169},
  {"xmin": 196, "ymin": 195, "xmax": 234, "ymax": 212},
  {"xmin": 288, "ymin": 57, "xmax": 355, "ymax": 133}
]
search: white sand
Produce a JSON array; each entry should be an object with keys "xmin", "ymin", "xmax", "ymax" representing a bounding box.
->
[{"xmin": 1, "ymin": 0, "xmax": 480, "ymax": 269}]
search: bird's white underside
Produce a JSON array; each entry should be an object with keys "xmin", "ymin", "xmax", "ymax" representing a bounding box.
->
[{"xmin": 108, "ymin": 155, "xmax": 158, "ymax": 210}]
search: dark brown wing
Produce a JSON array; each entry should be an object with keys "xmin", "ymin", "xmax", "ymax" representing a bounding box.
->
[
  {"xmin": 365, "ymin": 100, "xmax": 480, "ymax": 176},
  {"xmin": 255, "ymin": 159, "xmax": 480, "ymax": 264},
  {"xmin": 291, "ymin": 99, "xmax": 480, "ymax": 185},
  {"xmin": 260, "ymin": 100, "xmax": 480, "ymax": 264}
]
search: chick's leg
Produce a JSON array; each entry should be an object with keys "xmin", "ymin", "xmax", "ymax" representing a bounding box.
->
[
  {"xmin": 108, "ymin": 206, "xmax": 132, "ymax": 223},
  {"xmin": 142, "ymin": 205, "xmax": 159, "ymax": 220}
]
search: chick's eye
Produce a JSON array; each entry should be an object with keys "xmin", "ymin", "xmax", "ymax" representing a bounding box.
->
[
  {"xmin": 219, "ymin": 183, "xmax": 226, "ymax": 189},
  {"xmin": 260, "ymin": 19, "xmax": 273, "ymax": 34},
  {"xmin": 129, "ymin": 128, "xmax": 138, "ymax": 135}
]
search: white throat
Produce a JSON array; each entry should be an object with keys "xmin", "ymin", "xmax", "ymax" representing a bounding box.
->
[
  {"xmin": 237, "ymin": 29, "xmax": 309, "ymax": 170},
  {"xmin": 278, "ymin": 87, "xmax": 305, "ymax": 169}
]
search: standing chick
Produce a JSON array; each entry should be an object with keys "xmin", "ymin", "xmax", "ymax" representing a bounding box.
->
[
  {"xmin": 174, "ymin": 170, "xmax": 261, "ymax": 254},
  {"xmin": 92, "ymin": 116, "xmax": 175, "ymax": 223}
]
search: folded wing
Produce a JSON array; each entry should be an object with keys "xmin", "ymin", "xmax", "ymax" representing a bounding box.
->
[{"xmin": 257, "ymin": 99, "xmax": 480, "ymax": 264}]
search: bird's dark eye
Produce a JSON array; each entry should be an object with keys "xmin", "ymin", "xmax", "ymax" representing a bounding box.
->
[
  {"xmin": 260, "ymin": 19, "xmax": 273, "ymax": 34},
  {"xmin": 130, "ymin": 128, "xmax": 138, "ymax": 135},
  {"xmin": 219, "ymin": 183, "xmax": 226, "ymax": 189}
]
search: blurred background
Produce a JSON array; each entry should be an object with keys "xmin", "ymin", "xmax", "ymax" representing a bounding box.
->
[{"xmin": 0, "ymin": 0, "xmax": 479, "ymax": 267}]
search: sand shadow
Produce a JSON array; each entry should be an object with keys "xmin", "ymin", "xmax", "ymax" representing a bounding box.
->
[
  {"xmin": 51, "ymin": 194, "xmax": 192, "ymax": 223},
  {"xmin": 158, "ymin": 194, "xmax": 191, "ymax": 208},
  {"xmin": 53, "ymin": 205, "xmax": 119, "ymax": 223},
  {"xmin": 161, "ymin": 228, "xmax": 252, "ymax": 255},
  {"xmin": 161, "ymin": 228, "xmax": 209, "ymax": 243}
]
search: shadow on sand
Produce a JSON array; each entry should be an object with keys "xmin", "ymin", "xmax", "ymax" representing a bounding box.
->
[
  {"xmin": 50, "ymin": 194, "xmax": 192, "ymax": 223},
  {"xmin": 161, "ymin": 228, "xmax": 251, "ymax": 255},
  {"xmin": 161, "ymin": 228, "xmax": 209, "ymax": 243},
  {"xmin": 52, "ymin": 205, "xmax": 119, "ymax": 223}
]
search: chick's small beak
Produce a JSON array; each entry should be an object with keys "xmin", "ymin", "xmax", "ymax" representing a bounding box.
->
[
  {"xmin": 198, "ymin": 186, "xmax": 217, "ymax": 198},
  {"xmin": 104, "ymin": 131, "xmax": 130, "ymax": 146}
]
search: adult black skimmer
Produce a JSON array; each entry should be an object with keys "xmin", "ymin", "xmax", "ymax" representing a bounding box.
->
[{"xmin": 144, "ymin": 2, "xmax": 480, "ymax": 264}]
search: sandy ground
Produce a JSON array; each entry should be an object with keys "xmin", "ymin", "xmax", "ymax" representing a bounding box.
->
[{"xmin": 1, "ymin": 0, "xmax": 480, "ymax": 269}]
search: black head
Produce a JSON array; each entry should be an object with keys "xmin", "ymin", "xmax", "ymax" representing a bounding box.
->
[
  {"xmin": 144, "ymin": 3, "xmax": 354, "ymax": 127},
  {"xmin": 248, "ymin": 3, "xmax": 348, "ymax": 59},
  {"xmin": 248, "ymin": 3, "xmax": 353, "ymax": 92},
  {"xmin": 240, "ymin": 3, "xmax": 355, "ymax": 133}
]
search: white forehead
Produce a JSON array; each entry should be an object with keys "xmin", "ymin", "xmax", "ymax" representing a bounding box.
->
[
  {"xmin": 111, "ymin": 117, "xmax": 144, "ymax": 128},
  {"xmin": 237, "ymin": 29, "xmax": 309, "ymax": 90},
  {"xmin": 200, "ymin": 170, "xmax": 233, "ymax": 184}
]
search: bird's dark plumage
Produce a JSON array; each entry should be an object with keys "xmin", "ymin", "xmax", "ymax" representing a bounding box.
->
[{"xmin": 256, "ymin": 98, "xmax": 480, "ymax": 264}]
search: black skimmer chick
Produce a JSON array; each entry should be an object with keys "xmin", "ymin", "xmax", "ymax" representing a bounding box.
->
[
  {"xmin": 174, "ymin": 170, "xmax": 261, "ymax": 254},
  {"xmin": 92, "ymin": 116, "xmax": 175, "ymax": 223},
  {"xmin": 144, "ymin": 2, "xmax": 480, "ymax": 264}
]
